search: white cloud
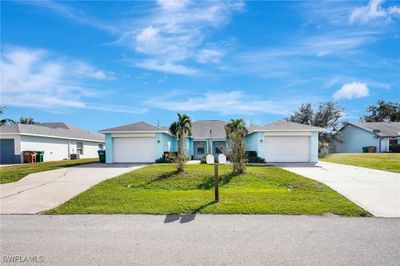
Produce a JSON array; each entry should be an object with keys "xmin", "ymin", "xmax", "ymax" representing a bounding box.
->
[
  {"xmin": 0, "ymin": 46, "xmax": 144, "ymax": 114},
  {"xmin": 24, "ymin": 1, "xmax": 117, "ymax": 33},
  {"xmin": 157, "ymin": 0, "xmax": 190, "ymax": 11},
  {"xmin": 333, "ymin": 82, "xmax": 370, "ymax": 100},
  {"xmin": 122, "ymin": 0, "xmax": 244, "ymax": 74},
  {"xmin": 350, "ymin": 0, "xmax": 400, "ymax": 23},
  {"xmin": 144, "ymin": 91, "xmax": 296, "ymax": 115},
  {"xmin": 196, "ymin": 48, "xmax": 224, "ymax": 64},
  {"xmin": 19, "ymin": 0, "xmax": 242, "ymax": 75},
  {"xmin": 135, "ymin": 59, "xmax": 197, "ymax": 75}
]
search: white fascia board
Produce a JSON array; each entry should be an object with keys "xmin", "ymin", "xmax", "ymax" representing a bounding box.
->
[
  {"xmin": 0, "ymin": 132, "xmax": 105, "ymax": 143},
  {"xmin": 264, "ymin": 131, "xmax": 312, "ymax": 136},
  {"xmin": 111, "ymin": 133, "xmax": 156, "ymax": 138},
  {"xmin": 251, "ymin": 129, "xmax": 324, "ymax": 133},
  {"xmin": 99, "ymin": 130, "xmax": 171, "ymax": 135},
  {"xmin": 192, "ymin": 137, "xmax": 226, "ymax": 141}
]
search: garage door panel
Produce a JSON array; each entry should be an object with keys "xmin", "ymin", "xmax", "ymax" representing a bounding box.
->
[
  {"xmin": 113, "ymin": 137, "xmax": 155, "ymax": 163},
  {"xmin": 265, "ymin": 136, "xmax": 310, "ymax": 163}
]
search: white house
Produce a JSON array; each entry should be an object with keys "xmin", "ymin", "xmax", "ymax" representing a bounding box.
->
[
  {"xmin": 335, "ymin": 122, "xmax": 400, "ymax": 153},
  {"xmin": 0, "ymin": 123, "xmax": 105, "ymax": 164}
]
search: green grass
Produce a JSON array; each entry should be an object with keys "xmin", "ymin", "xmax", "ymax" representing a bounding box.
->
[
  {"xmin": 0, "ymin": 158, "xmax": 98, "ymax": 184},
  {"xmin": 47, "ymin": 164, "xmax": 369, "ymax": 216},
  {"xmin": 320, "ymin": 153, "xmax": 400, "ymax": 173}
]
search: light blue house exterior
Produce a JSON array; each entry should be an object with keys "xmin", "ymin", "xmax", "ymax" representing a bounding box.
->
[
  {"xmin": 100, "ymin": 120, "xmax": 325, "ymax": 163},
  {"xmin": 334, "ymin": 122, "xmax": 400, "ymax": 153},
  {"xmin": 245, "ymin": 126, "xmax": 321, "ymax": 163}
]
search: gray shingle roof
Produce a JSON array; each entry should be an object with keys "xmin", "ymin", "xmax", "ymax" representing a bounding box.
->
[
  {"xmin": 192, "ymin": 120, "xmax": 226, "ymax": 139},
  {"xmin": 99, "ymin": 121, "xmax": 167, "ymax": 133},
  {"xmin": 254, "ymin": 121, "xmax": 325, "ymax": 132},
  {"xmin": 350, "ymin": 122, "xmax": 400, "ymax": 137},
  {"xmin": 0, "ymin": 123, "xmax": 104, "ymax": 142}
]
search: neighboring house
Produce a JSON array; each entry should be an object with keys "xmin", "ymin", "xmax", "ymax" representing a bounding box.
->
[
  {"xmin": 0, "ymin": 123, "xmax": 105, "ymax": 164},
  {"xmin": 335, "ymin": 122, "xmax": 400, "ymax": 153},
  {"xmin": 246, "ymin": 121, "xmax": 324, "ymax": 163},
  {"xmin": 101, "ymin": 120, "xmax": 324, "ymax": 163}
]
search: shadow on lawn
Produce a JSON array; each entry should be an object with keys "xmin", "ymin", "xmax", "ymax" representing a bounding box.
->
[
  {"xmin": 129, "ymin": 170, "xmax": 179, "ymax": 189},
  {"xmin": 197, "ymin": 172, "xmax": 238, "ymax": 190},
  {"xmin": 164, "ymin": 201, "xmax": 216, "ymax": 224}
]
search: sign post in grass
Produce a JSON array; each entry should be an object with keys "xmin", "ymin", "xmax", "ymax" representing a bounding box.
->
[{"xmin": 214, "ymin": 163, "xmax": 219, "ymax": 202}]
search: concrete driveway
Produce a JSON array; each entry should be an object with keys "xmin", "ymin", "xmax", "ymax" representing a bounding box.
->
[
  {"xmin": 278, "ymin": 161, "xmax": 400, "ymax": 217},
  {"xmin": 0, "ymin": 163, "xmax": 145, "ymax": 214}
]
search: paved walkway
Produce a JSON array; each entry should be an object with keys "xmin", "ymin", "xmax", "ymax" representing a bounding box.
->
[
  {"xmin": 0, "ymin": 163, "xmax": 145, "ymax": 214},
  {"xmin": 278, "ymin": 161, "xmax": 400, "ymax": 217},
  {"xmin": 1, "ymin": 215, "xmax": 399, "ymax": 265}
]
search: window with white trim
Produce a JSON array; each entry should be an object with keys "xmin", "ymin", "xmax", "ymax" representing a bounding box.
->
[
  {"xmin": 196, "ymin": 142, "xmax": 205, "ymax": 154},
  {"xmin": 77, "ymin": 142, "xmax": 83, "ymax": 155}
]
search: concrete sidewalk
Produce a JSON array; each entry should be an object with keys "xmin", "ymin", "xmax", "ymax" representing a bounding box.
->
[
  {"xmin": 279, "ymin": 161, "xmax": 400, "ymax": 217},
  {"xmin": 0, "ymin": 163, "xmax": 145, "ymax": 214},
  {"xmin": 1, "ymin": 215, "xmax": 399, "ymax": 265}
]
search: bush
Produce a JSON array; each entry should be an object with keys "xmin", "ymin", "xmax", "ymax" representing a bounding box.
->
[
  {"xmin": 155, "ymin": 157, "xmax": 173, "ymax": 163},
  {"xmin": 389, "ymin": 144, "xmax": 400, "ymax": 153},
  {"xmin": 245, "ymin": 151, "xmax": 266, "ymax": 164},
  {"xmin": 245, "ymin": 151, "xmax": 258, "ymax": 158},
  {"xmin": 247, "ymin": 156, "xmax": 266, "ymax": 163}
]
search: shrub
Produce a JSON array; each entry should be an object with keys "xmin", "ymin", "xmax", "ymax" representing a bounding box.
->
[
  {"xmin": 248, "ymin": 156, "xmax": 266, "ymax": 163},
  {"xmin": 245, "ymin": 151, "xmax": 258, "ymax": 158},
  {"xmin": 389, "ymin": 144, "xmax": 400, "ymax": 153},
  {"xmin": 155, "ymin": 157, "xmax": 173, "ymax": 163},
  {"xmin": 245, "ymin": 151, "xmax": 266, "ymax": 163}
]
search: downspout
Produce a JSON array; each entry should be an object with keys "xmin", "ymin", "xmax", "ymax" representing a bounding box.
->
[{"xmin": 373, "ymin": 129, "xmax": 382, "ymax": 153}]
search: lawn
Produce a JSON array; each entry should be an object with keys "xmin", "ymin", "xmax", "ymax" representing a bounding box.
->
[
  {"xmin": 320, "ymin": 153, "xmax": 400, "ymax": 173},
  {"xmin": 0, "ymin": 158, "xmax": 98, "ymax": 184},
  {"xmin": 47, "ymin": 164, "xmax": 369, "ymax": 216}
]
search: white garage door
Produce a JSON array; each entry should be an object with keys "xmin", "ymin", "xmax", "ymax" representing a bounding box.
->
[
  {"xmin": 265, "ymin": 136, "xmax": 310, "ymax": 162},
  {"xmin": 113, "ymin": 137, "xmax": 155, "ymax": 163}
]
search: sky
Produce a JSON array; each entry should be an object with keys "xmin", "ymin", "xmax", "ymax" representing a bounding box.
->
[{"xmin": 1, "ymin": 0, "xmax": 399, "ymax": 131}]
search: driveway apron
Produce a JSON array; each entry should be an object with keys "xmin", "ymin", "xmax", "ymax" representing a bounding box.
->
[
  {"xmin": 0, "ymin": 163, "xmax": 145, "ymax": 214},
  {"xmin": 278, "ymin": 161, "xmax": 400, "ymax": 217}
]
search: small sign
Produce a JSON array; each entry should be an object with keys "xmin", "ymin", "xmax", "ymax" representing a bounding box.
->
[
  {"xmin": 206, "ymin": 154, "xmax": 215, "ymax": 164},
  {"xmin": 218, "ymin": 154, "xmax": 227, "ymax": 164}
]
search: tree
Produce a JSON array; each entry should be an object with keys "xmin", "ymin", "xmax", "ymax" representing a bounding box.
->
[
  {"xmin": 0, "ymin": 107, "xmax": 16, "ymax": 126},
  {"xmin": 225, "ymin": 119, "xmax": 248, "ymax": 175},
  {"xmin": 285, "ymin": 100, "xmax": 344, "ymax": 148},
  {"xmin": 362, "ymin": 100, "xmax": 400, "ymax": 122},
  {"xmin": 19, "ymin": 117, "xmax": 39, "ymax": 125},
  {"xmin": 169, "ymin": 113, "xmax": 192, "ymax": 173}
]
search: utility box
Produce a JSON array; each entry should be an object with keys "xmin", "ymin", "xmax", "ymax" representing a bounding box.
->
[{"xmin": 70, "ymin": 154, "xmax": 80, "ymax": 160}]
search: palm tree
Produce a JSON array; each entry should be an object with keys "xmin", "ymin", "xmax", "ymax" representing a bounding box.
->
[
  {"xmin": 225, "ymin": 119, "xmax": 248, "ymax": 174},
  {"xmin": 19, "ymin": 117, "xmax": 39, "ymax": 124},
  {"xmin": 169, "ymin": 113, "xmax": 192, "ymax": 173},
  {"xmin": 0, "ymin": 107, "xmax": 16, "ymax": 126}
]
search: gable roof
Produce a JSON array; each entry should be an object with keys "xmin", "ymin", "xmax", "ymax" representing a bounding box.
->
[
  {"xmin": 347, "ymin": 122, "xmax": 400, "ymax": 137},
  {"xmin": 252, "ymin": 121, "xmax": 325, "ymax": 132},
  {"xmin": 0, "ymin": 123, "xmax": 104, "ymax": 142},
  {"xmin": 99, "ymin": 121, "xmax": 168, "ymax": 134},
  {"xmin": 192, "ymin": 120, "xmax": 226, "ymax": 139}
]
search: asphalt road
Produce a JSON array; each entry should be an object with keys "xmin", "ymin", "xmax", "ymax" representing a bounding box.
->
[{"xmin": 1, "ymin": 215, "xmax": 399, "ymax": 265}]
